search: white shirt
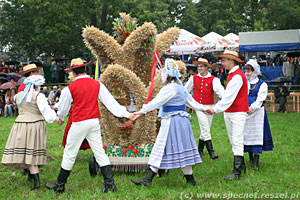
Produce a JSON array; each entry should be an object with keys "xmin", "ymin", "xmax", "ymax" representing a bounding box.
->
[
  {"xmin": 248, "ymin": 77, "xmax": 268, "ymax": 110},
  {"xmin": 139, "ymin": 83, "xmax": 204, "ymax": 114},
  {"xmin": 213, "ymin": 65, "xmax": 244, "ymax": 113},
  {"xmin": 57, "ymin": 75, "xmax": 130, "ymax": 121},
  {"xmin": 185, "ymin": 72, "xmax": 224, "ymax": 99},
  {"xmin": 36, "ymin": 93, "xmax": 57, "ymax": 123}
]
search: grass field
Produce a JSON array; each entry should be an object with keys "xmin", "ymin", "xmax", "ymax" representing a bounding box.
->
[{"xmin": 0, "ymin": 112, "xmax": 300, "ymax": 200}]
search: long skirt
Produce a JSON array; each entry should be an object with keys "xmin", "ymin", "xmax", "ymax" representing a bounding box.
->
[
  {"xmin": 159, "ymin": 115, "xmax": 202, "ymax": 169},
  {"xmin": 1, "ymin": 120, "xmax": 47, "ymax": 168}
]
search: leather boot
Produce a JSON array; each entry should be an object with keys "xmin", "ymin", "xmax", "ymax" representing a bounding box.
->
[
  {"xmin": 158, "ymin": 169, "xmax": 168, "ymax": 178},
  {"xmin": 89, "ymin": 154, "xmax": 100, "ymax": 177},
  {"xmin": 100, "ymin": 165, "xmax": 117, "ymax": 193},
  {"xmin": 248, "ymin": 152, "xmax": 253, "ymax": 163},
  {"xmin": 198, "ymin": 139, "xmax": 205, "ymax": 157},
  {"xmin": 184, "ymin": 174, "xmax": 196, "ymax": 186},
  {"xmin": 131, "ymin": 168, "xmax": 156, "ymax": 186},
  {"xmin": 253, "ymin": 155, "xmax": 259, "ymax": 170},
  {"xmin": 45, "ymin": 168, "xmax": 71, "ymax": 193},
  {"xmin": 205, "ymin": 140, "xmax": 219, "ymax": 159},
  {"xmin": 224, "ymin": 156, "xmax": 245, "ymax": 180},
  {"xmin": 31, "ymin": 173, "xmax": 40, "ymax": 190}
]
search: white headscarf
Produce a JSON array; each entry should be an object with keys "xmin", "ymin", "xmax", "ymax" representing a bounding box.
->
[
  {"xmin": 246, "ymin": 59, "xmax": 261, "ymax": 77},
  {"xmin": 18, "ymin": 75, "xmax": 45, "ymax": 104},
  {"xmin": 161, "ymin": 58, "xmax": 181, "ymax": 83}
]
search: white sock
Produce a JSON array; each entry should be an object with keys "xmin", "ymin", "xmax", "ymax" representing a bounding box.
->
[{"xmin": 181, "ymin": 166, "xmax": 192, "ymax": 175}]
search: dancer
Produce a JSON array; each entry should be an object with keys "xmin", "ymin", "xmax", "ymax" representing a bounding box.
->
[
  {"xmin": 243, "ymin": 59, "xmax": 274, "ymax": 170},
  {"xmin": 1, "ymin": 75, "xmax": 58, "ymax": 190},
  {"xmin": 45, "ymin": 58, "xmax": 134, "ymax": 193},
  {"xmin": 185, "ymin": 58, "xmax": 224, "ymax": 159},
  {"xmin": 206, "ymin": 50, "xmax": 248, "ymax": 180},
  {"xmin": 131, "ymin": 59, "xmax": 204, "ymax": 187}
]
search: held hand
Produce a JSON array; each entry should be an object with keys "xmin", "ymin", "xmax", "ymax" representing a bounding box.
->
[
  {"xmin": 128, "ymin": 113, "xmax": 135, "ymax": 121},
  {"xmin": 55, "ymin": 118, "xmax": 64, "ymax": 126},
  {"xmin": 51, "ymin": 105, "xmax": 57, "ymax": 110},
  {"xmin": 205, "ymin": 108, "xmax": 215, "ymax": 115},
  {"xmin": 247, "ymin": 107, "xmax": 253, "ymax": 115},
  {"xmin": 132, "ymin": 112, "xmax": 142, "ymax": 121}
]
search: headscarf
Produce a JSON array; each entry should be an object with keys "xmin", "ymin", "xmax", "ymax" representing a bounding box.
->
[
  {"xmin": 18, "ymin": 75, "xmax": 45, "ymax": 104},
  {"xmin": 246, "ymin": 59, "xmax": 261, "ymax": 78}
]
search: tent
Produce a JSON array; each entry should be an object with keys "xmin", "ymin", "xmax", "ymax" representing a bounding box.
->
[
  {"xmin": 200, "ymin": 32, "xmax": 238, "ymax": 51},
  {"xmin": 239, "ymin": 29, "xmax": 300, "ymax": 52},
  {"xmin": 169, "ymin": 29, "xmax": 207, "ymax": 53},
  {"xmin": 224, "ymin": 33, "xmax": 239, "ymax": 43}
]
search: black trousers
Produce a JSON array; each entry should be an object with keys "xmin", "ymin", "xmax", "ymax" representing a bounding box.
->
[{"xmin": 275, "ymin": 96, "xmax": 287, "ymax": 111}]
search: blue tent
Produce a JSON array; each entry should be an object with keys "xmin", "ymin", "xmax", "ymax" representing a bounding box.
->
[{"xmin": 239, "ymin": 29, "xmax": 300, "ymax": 52}]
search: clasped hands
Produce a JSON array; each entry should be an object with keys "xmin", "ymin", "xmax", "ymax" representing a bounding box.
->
[
  {"xmin": 55, "ymin": 117, "xmax": 64, "ymax": 126},
  {"xmin": 128, "ymin": 112, "xmax": 142, "ymax": 121}
]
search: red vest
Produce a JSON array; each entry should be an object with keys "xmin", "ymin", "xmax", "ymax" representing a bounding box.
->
[
  {"xmin": 193, "ymin": 75, "xmax": 215, "ymax": 105},
  {"xmin": 68, "ymin": 77, "xmax": 100, "ymax": 122},
  {"xmin": 18, "ymin": 83, "xmax": 26, "ymax": 93},
  {"xmin": 225, "ymin": 68, "xmax": 249, "ymax": 112}
]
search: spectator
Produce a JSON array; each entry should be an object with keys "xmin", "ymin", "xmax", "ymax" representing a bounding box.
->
[
  {"xmin": 51, "ymin": 87, "xmax": 61, "ymax": 104},
  {"xmin": 0, "ymin": 95, "xmax": 4, "ymax": 116},
  {"xmin": 58, "ymin": 62, "xmax": 66, "ymax": 83},
  {"xmin": 188, "ymin": 55, "xmax": 197, "ymax": 64},
  {"xmin": 273, "ymin": 54, "xmax": 282, "ymax": 66},
  {"xmin": 50, "ymin": 61, "xmax": 60, "ymax": 83},
  {"xmin": 295, "ymin": 56, "xmax": 300, "ymax": 85},
  {"xmin": 215, "ymin": 62, "xmax": 225, "ymax": 87},
  {"xmin": 48, "ymin": 86, "xmax": 57, "ymax": 100},
  {"xmin": 4, "ymin": 89, "xmax": 14, "ymax": 117},
  {"xmin": 274, "ymin": 82, "xmax": 289, "ymax": 113},
  {"xmin": 266, "ymin": 53, "xmax": 272, "ymax": 66},
  {"xmin": 42, "ymin": 87, "xmax": 49, "ymax": 97},
  {"xmin": 283, "ymin": 57, "xmax": 295, "ymax": 84}
]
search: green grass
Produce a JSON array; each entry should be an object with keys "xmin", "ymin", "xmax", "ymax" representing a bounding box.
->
[{"xmin": 0, "ymin": 112, "xmax": 300, "ymax": 199}]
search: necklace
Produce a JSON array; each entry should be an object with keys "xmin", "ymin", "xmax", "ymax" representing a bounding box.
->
[{"xmin": 250, "ymin": 82, "xmax": 257, "ymax": 91}]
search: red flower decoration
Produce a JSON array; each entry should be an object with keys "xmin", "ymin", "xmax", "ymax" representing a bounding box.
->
[
  {"xmin": 133, "ymin": 148, "xmax": 139, "ymax": 154},
  {"xmin": 121, "ymin": 148, "xmax": 127, "ymax": 154},
  {"xmin": 103, "ymin": 146, "xmax": 107, "ymax": 150},
  {"xmin": 127, "ymin": 145, "xmax": 134, "ymax": 150}
]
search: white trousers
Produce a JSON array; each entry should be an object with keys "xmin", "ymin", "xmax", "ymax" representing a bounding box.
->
[
  {"xmin": 61, "ymin": 118, "xmax": 110, "ymax": 171},
  {"xmin": 196, "ymin": 105, "xmax": 214, "ymax": 141},
  {"xmin": 224, "ymin": 112, "xmax": 247, "ymax": 156}
]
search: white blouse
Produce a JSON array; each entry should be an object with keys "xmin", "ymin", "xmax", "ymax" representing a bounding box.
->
[
  {"xmin": 36, "ymin": 93, "xmax": 57, "ymax": 123},
  {"xmin": 248, "ymin": 77, "xmax": 268, "ymax": 110},
  {"xmin": 139, "ymin": 83, "xmax": 204, "ymax": 114}
]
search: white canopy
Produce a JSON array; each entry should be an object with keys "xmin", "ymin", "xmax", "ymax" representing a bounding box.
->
[{"xmin": 169, "ymin": 29, "xmax": 207, "ymax": 53}]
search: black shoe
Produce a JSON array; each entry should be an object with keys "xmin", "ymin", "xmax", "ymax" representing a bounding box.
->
[
  {"xmin": 205, "ymin": 140, "xmax": 219, "ymax": 159},
  {"xmin": 224, "ymin": 156, "xmax": 245, "ymax": 180},
  {"xmin": 45, "ymin": 168, "xmax": 71, "ymax": 193},
  {"xmin": 100, "ymin": 165, "xmax": 117, "ymax": 193},
  {"xmin": 253, "ymin": 155, "xmax": 259, "ymax": 170},
  {"xmin": 131, "ymin": 168, "xmax": 156, "ymax": 186},
  {"xmin": 184, "ymin": 174, "xmax": 196, "ymax": 186},
  {"xmin": 249, "ymin": 152, "xmax": 253, "ymax": 163},
  {"xmin": 31, "ymin": 173, "xmax": 40, "ymax": 190},
  {"xmin": 198, "ymin": 139, "xmax": 205, "ymax": 157}
]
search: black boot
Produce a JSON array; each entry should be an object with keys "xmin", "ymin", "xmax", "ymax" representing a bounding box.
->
[
  {"xmin": 184, "ymin": 174, "xmax": 196, "ymax": 186},
  {"xmin": 198, "ymin": 139, "xmax": 205, "ymax": 157},
  {"xmin": 205, "ymin": 140, "xmax": 219, "ymax": 159},
  {"xmin": 249, "ymin": 152, "xmax": 253, "ymax": 163},
  {"xmin": 45, "ymin": 168, "xmax": 71, "ymax": 193},
  {"xmin": 224, "ymin": 156, "xmax": 246, "ymax": 180},
  {"xmin": 100, "ymin": 165, "xmax": 117, "ymax": 193},
  {"xmin": 131, "ymin": 168, "xmax": 156, "ymax": 186},
  {"xmin": 253, "ymin": 155, "xmax": 259, "ymax": 170},
  {"xmin": 31, "ymin": 173, "xmax": 40, "ymax": 190}
]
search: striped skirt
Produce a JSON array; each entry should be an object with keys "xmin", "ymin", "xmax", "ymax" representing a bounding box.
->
[
  {"xmin": 159, "ymin": 114, "xmax": 202, "ymax": 169},
  {"xmin": 1, "ymin": 120, "xmax": 47, "ymax": 168}
]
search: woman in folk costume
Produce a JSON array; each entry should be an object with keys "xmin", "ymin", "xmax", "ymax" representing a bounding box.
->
[
  {"xmin": 1, "ymin": 75, "xmax": 58, "ymax": 190},
  {"xmin": 131, "ymin": 59, "xmax": 204, "ymax": 187},
  {"xmin": 243, "ymin": 59, "xmax": 274, "ymax": 170}
]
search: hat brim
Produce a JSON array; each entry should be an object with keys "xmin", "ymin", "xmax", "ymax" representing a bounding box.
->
[
  {"xmin": 192, "ymin": 60, "xmax": 212, "ymax": 68},
  {"xmin": 19, "ymin": 67, "xmax": 42, "ymax": 75},
  {"xmin": 216, "ymin": 53, "xmax": 244, "ymax": 63},
  {"xmin": 69, "ymin": 61, "xmax": 91, "ymax": 70}
]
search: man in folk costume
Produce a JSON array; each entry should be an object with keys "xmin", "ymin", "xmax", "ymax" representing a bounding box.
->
[
  {"xmin": 18, "ymin": 64, "xmax": 42, "ymax": 93},
  {"xmin": 206, "ymin": 50, "xmax": 248, "ymax": 180},
  {"xmin": 45, "ymin": 58, "xmax": 134, "ymax": 193},
  {"xmin": 243, "ymin": 59, "xmax": 274, "ymax": 170},
  {"xmin": 185, "ymin": 58, "xmax": 224, "ymax": 159}
]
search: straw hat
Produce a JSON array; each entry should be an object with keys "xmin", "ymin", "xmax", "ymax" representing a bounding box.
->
[
  {"xmin": 193, "ymin": 58, "xmax": 212, "ymax": 68},
  {"xmin": 68, "ymin": 58, "xmax": 91, "ymax": 70},
  {"xmin": 216, "ymin": 50, "xmax": 243, "ymax": 63},
  {"xmin": 19, "ymin": 64, "xmax": 42, "ymax": 75}
]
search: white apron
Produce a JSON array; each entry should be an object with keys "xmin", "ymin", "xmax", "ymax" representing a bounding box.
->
[{"xmin": 243, "ymin": 107, "xmax": 264, "ymax": 145}]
